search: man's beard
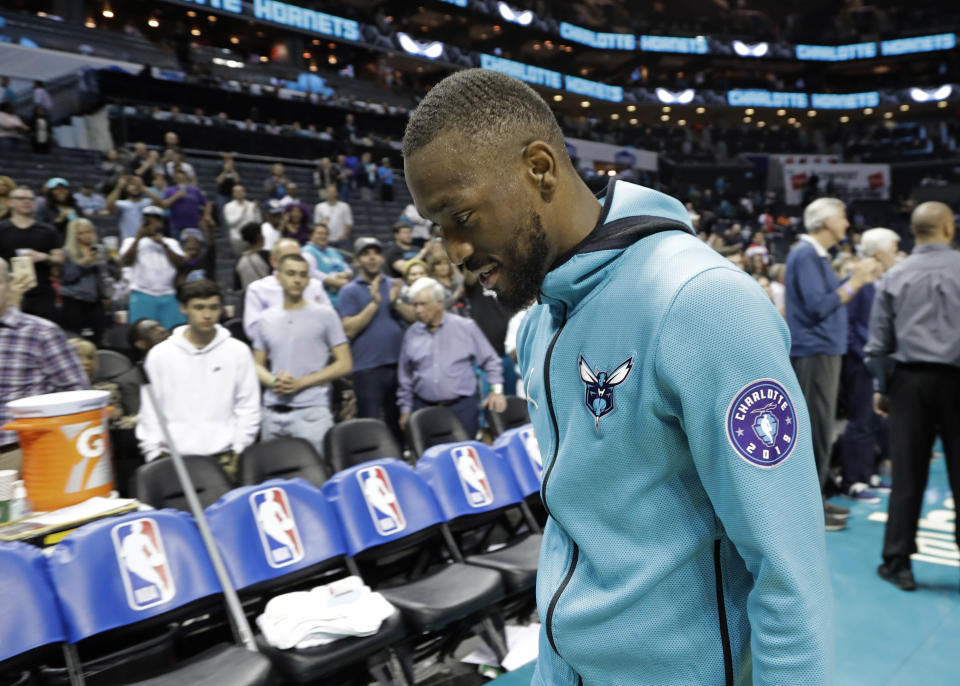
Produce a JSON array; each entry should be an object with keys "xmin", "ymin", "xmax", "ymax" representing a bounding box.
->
[{"xmin": 495, "ymin": 211, "xmax": 550, "ymax": 314}]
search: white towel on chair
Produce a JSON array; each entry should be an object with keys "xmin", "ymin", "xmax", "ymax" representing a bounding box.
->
[{"xmin": 256, "ymin": 576, "xmax": 396, "ymax": 650}]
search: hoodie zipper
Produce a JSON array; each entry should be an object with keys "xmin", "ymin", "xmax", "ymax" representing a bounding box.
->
[
  {"xmin": 714, "ymin": 538, "xmax": 734, "ymax": 686},
  {"xmin": 539, "ymin": 318, "xmax": 583, "ymax": 685}
]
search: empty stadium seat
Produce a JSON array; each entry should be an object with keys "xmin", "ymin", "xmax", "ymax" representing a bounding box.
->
[
  {"xmin": 404, "ymin": 406, "xmax": 470, "ymax": 460},
  {"xmin": 492, "ymin": 424, "xmax": 548, "ymax": 527},
  {"xmin": 0, "ymin": 542, "xmax": 68, "ymax": 684},
  {"xmin": 238, "ymin": 437, "xmax": 328, "ymax": 488},
  {"xmin": 484, "ymin": 395, "xmax": 531, "ymax": 438},
  {"xmin": 323, "ymin": 418, "xmax": 403, "ymax": 473},
  {"xmin": 322, "ymin": 459, "xmax": 507, "ymax": 661},
  {"xmin": 43, "ymin": 510, "xmax": 272, "ymax": 686},
  {"xmin": 205, "ymin": 479, "xmax": 408, "ymax": 684},
  {"xmin": 415, "ymin": 442, "xmax": 541, "ymax": 596},
  {"xmin": 134, "ymin": 456, "xmax": 232, "ymax": 511}
]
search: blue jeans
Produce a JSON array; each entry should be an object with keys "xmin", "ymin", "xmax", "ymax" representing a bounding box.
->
[
  {"xmin": 840, "ymin": 353, "xmax": 877, "ymax": 486},
  {"xmin": 261, "ymin": 405, "xmax": 334, "ymax": 458},
  {"xmin": 128, "ymin": 291, "xmax": 186, "ymax": 330}
]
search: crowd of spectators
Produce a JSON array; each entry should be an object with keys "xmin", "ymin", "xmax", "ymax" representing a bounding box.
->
[{"xmin": 0, "ymin": 83, "xmax": 956, "ymax": 567}]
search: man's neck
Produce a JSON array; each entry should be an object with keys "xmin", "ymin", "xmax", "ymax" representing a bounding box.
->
[
  {"xmin": 10, "ymin": 214, "xmax": 33, "ymax": 229},
  {"xmin": 398, "ymin": 240, "xmax": 411, "ymax": 250},
  {"xmin": 914, "ymin": 237, "xmax": 947, "ymax": 247},
  {"xmin": 360, "ymin": 270, "xmax": 379, "ymax": 283},
  {"xmin": 549, "ymin": 177, "xmax": 604, "ymax": 261},
  {"xmin": 810, "ymin": 230, "xmax": 836, "ymax": 252},
  {"xmin": 427, "ymin": 312, "xmax": 444, "ymax": 332},
  {"xmin": 185, "ymin": 326, "xmax": 216, "ymax": 349},
  {"xmin": 283, "ymin": 294, "xmax": 307, "ymax": 310}
]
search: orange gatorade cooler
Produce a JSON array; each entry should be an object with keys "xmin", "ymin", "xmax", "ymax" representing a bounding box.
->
[{"xmin": 3, "ymin": 390, "xmax": 114, "ymax": 511}]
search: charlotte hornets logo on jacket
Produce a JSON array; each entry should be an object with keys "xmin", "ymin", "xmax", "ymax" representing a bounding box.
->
[{"xmin": 578, "ymin": 354, "xmax": 633, "ymax": 433}]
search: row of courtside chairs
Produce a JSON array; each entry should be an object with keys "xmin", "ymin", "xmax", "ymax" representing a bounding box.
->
[
  {"xmin": 0, "ymin": 424, "xmax": 545, "ymax": 686},
  {"xmin": 132, "ymin": 403, "xmax": 534, "ymax": 512}
]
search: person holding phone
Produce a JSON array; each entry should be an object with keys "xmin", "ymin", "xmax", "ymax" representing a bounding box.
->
[
  {"xmin": 0, "ymin": 185, "xmax": 63, "ymax": 322},
  {"xmin": 60, "ymin": 217, "xmax": 112, "ymax": 343}
]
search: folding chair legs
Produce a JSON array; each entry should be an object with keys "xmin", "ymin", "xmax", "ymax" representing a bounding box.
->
[
  {"xmin": 61, "ymin": 643, "xmax": 85, "ymax": 686},
  {"xmin": 366, "ymin": 648, "xmax": 413, "ymax": 686},
  {"xmin": 476, "ymin": 615, "xmax": 509, "ymax": 665}
]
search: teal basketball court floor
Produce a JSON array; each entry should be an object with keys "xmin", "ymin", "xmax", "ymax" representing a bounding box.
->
[{"xmin": 492, "ymin": 450, "xmax": 959, "ymax": 685}]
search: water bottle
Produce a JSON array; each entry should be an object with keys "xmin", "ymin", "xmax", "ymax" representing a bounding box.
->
[{"xmin": 8, "ymin": 481, "xmax": 33, "ymax": 521}]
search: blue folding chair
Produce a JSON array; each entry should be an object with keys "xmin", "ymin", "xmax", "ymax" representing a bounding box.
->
[
  {"xmin": 322, "ymin": 459, "xmax": 508, "ymax": 661},
  {"xmin": 0, "ymin": 542, "xmax": 69, "ymax": 686},
  {"xmin": 493, "ymin": 424, "xmax": 547, "ymax": 526},
  {"xmin": 43, "ymin": 509, "xmax": 272, "ymax": 686},
  {"xmin": 205, "ymin": 479, "xmax": 407, "ymax": 685},
  {"xmin": 416, "ymin": 441, "xmax": 541, "ymax": 597}
]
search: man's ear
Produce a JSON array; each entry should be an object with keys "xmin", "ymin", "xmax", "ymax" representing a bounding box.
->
[{"xmin": 523, "ymin": 141, "xmax": 559, "ymax": 201}]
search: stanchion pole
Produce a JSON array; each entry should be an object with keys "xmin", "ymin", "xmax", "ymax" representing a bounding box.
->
[{"xmin": 142, "ymin": 382, "xmax": 258, "ymax": 651}]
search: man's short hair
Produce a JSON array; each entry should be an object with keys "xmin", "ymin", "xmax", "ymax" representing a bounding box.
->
[
  {"xmin": 402, "ymin": 68, "xmax": 567, "ymax": 162},
  {"xmin": 240, "ymin": 222, "xmax": 263, "ymax": 246},
  {"xmin": 270, "ymin": 238, "xmax": 301, "ymax": 261},
  {"xmin": 277, "ymin": 253, "xmax": 307, "ymax": 270},
  {"xmin": 860, "ymin": 228, "xmax": 900, "ymax": 257},
  {"xmin": 803, "ymin": 198, "xmax": 845, "ymax": 233},
  {"xmin": 392, "ymin": 222, "xmax": 410, "ymax": 235},
  {"xmin": 177, "ymin": 278, "xmax": 222, "ymax": 304},
  {"xmin": 409, "ymin": 277, "xmax": 445, "ymax": 303}
]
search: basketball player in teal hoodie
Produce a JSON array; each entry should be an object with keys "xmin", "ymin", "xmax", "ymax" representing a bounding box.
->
[{"xmin": 403, "ymin": 69, "xmax": 832, "ymax": 686}]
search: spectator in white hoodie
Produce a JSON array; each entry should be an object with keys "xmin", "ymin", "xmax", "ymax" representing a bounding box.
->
[{"xmin": 136, "ymin": 279, "xmax": 260, "ymax": 478}]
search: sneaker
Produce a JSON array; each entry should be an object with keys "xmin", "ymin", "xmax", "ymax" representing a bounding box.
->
[
  {"xmin": 825, "ymin": 513, "xmax": 847, "ymax": 531},
  {"xmin": 824, "ymin": 501, "xmax": 851, "ymax": 518},
  {"xmin": 869, "ymin": 474, "xmax": 892, "ymax": 493},
  {"xmin": 877, "ymin": 563, "xmax": 916, "ymax": 591},
  {"xmin": 845, "ymin": 482, "xmax": 882, "ymax": 503}
]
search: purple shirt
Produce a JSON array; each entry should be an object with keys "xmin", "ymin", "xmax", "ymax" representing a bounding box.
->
[
  {"xmin": 397, "ymin": 313, "xmax": 503, "ymax": 414},
  {"xmin": 163, "ymin": 185, "xmax": 206, "ymax": 237}
]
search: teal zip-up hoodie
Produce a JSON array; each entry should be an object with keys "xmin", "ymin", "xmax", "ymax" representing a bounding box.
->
[{"xmin": 517, "ymin": 180, "xmax": 833, "ymax": 686}]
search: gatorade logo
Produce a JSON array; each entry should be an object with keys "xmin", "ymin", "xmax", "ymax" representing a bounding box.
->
[{"xmin": 62, "ymin": 420, "xmax": 113, "ymax": 493}]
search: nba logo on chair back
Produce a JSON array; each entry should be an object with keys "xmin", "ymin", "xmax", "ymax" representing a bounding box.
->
[
  {"xmin": 357, "ymin": 466, "xmax": 406, "ymax": 535},
  {"xmin": 451, "ymin": 445, "xmax": 494, "ymax": 507},
  {"xmin": 519, "ymin": 427, "xmax": 543, "ymax": 478},
  {"xmin": 111, "ymin": 517, "xmax": 176, "ymax": 611},
  {"xmin": 249, "ymin": 487, "xmax": 304, "ymax": 568}
]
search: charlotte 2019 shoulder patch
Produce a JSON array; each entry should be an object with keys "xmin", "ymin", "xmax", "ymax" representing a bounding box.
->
[{"xmin": 726, "ymin": 379, "xmax": 798, "ymax": 468}]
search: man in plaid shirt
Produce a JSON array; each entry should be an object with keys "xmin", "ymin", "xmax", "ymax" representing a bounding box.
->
[{"xmin": 0, "ymin": 258, "xmax": 88, "ymax": 472}]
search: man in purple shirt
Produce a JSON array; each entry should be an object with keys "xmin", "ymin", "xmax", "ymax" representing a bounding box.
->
[
  {"xmin": 161, "ymin": 170, "xmax": 212, "ymax": 239},
  {"xmin": 398, "ymin": 277, "xmax": 507, "ymax": 437}
]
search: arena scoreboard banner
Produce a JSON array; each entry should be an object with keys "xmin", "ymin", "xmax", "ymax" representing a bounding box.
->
[{"xmin": 775, "ymin": 161, "xmax": 891, "ymax": 205}]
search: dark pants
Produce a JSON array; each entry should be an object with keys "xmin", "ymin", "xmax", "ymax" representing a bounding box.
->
[
  {"xmin": 21, "ymin": 291, "xmax": 57, "ymax": 323},
  {"xmin": 840, "ymin": 353, "xmax": 877, "ymax": 486},
  {"xmin": 413, "ymin": 394, "xmax": 480, "ymax": 439},
  {"xmin": 882, "ymin": 364, "xmax": 960, "ymax": 567},
  {"xmin": 792, "ymin": 354, "xmax": 841, "ymax": 490},
  {"xmin": 353, "ymin": 364, "xmax": 402, "ymax": 444},
  {"xmin": 60, "ymin": 297, "xmax": 106, "ymax": 345}
]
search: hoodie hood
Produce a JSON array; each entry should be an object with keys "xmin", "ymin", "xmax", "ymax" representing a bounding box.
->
[
  {"xmin": 539, "ymin": 179, "xmax": 695, "ymax": 318},
  {"xmin": 169, "ymin": 324, "xmax": 232, "ymax": 354}
]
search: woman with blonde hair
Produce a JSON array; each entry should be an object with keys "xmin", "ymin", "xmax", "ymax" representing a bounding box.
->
[
  {"xmin": 0, "ymin": 174, "xmax": 15, "ymax": 221},
  {"xmin": 427, "ymin": 251, "xmax": 465, "ymax": 311},
  {"xmin": 61, "ymin": 217, "xmax": 111, "ymax": 342}
]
